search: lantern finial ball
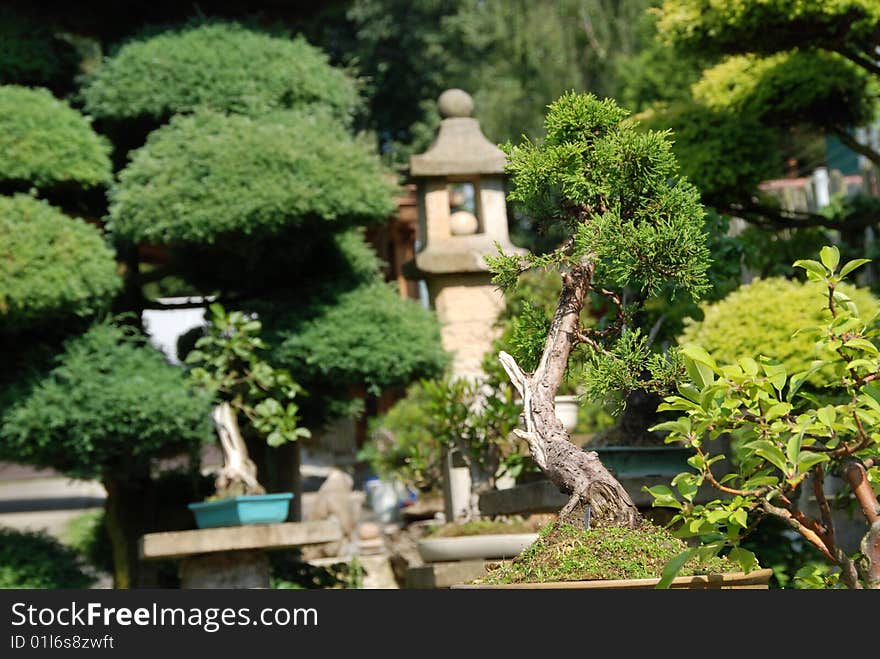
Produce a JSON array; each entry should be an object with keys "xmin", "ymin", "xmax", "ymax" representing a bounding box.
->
[{"xmin": 437, "ymin": 89, "xmax": 474, "ymax": 118}]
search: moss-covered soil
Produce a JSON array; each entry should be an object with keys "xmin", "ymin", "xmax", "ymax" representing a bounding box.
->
[{"xmin": 479, "ymin": 522, "xmax": 738, "ymax": 584}]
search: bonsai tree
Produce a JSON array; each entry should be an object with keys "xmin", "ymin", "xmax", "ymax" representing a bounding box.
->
[
  {"xmin": 651, "ymin": 246, "xmax": 880, "ymax": 589},
  {"xmin": 185, "ymin": 304, "xmax": 310, "ymax": 498},
  {"xmin": 487, "ymin": 91, "xmax": 711, "ymax": 530}
]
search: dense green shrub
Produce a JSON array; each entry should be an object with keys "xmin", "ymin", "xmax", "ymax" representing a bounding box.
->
[
  {"xmin": 679, "ymin": 277, "xmax": 880, "ymax": 387},
  {"xmin": 0, "ymin": 322, "xmax": 214, "ymax": 480},
  {"xmin": 0, "ymin": 86, "xmax": 111, "ymax": 189},
  {"xmin": 82, "ymin": 22, "xmax": 359, "ymax": 122},
  {"xmin": 0, "ymin": 195, "xmax": 121, "ymax": 332},
  {"xmin": 269, "ymin": 282, "xmax": 448, "ymax": 396},
  {"xmin": 0, "ymin": 10, "xmax": 79, "ymax": 90},
  {"xmin": 107, "ymin": 110, "xmax": 396, "ymax": 245},
  {"xmin": 0, "ymin": 527, "xmax": 95, "ymax": 588}
]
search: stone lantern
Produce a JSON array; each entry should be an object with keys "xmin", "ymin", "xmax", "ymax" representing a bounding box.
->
[
  {"xmin": 408, "ymin": 88, "xmax": 523, "ymax": 380},
  {"xmin": 407, "ymin": 89, "xmax": 524, "ymax": 522}
]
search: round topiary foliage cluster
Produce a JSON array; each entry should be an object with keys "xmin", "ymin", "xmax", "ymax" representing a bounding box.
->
[
  {"xmin": 107, "ymin": 110, "xmax": 397, "ymax": 245},
  {"xmin": 0, "ymin": 195, "xmax": 121, "ymax": 333},
  {"xmin": 0, "ymin": 85, "xmax": 112, "ymax": 190},
  {"xmin": 81, "ymin": 22, "xmax": 360, "ymax": 123},
  {"xmin": 679, "ymin": 276, "xmax": 880, "ymax": 386},
  {"xmin": 0, "ymin": 322, "xmax": 214, "ymax": 480},
  {"xmin": 268, "ymin": 282, "xmax": 449, "ymax": 396}
]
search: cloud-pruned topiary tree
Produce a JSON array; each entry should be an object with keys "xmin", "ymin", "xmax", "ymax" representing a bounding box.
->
[
  {"xmin": 82, "ymin": 22, "xmax": 359, "ymax": 123},
  {"xmin": 87, "ymin": 21, "xmax": 447, "ymax": 511}
]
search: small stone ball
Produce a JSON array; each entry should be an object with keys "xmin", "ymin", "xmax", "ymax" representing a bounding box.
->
[
  {"xmin": 358, "ymin": 522, "xmax": 381, "ymax": 540},
  {"xmin": 438, "ymin": 89, "xmax": 474, "ymax": 118},
  {"xmin": 450, "ymin": 210, "xmax": 479, "ymax": 235}
]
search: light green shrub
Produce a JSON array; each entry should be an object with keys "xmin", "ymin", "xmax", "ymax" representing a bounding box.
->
[{"xmin": 679, "ymin": 276, "xmax": 880, "ymax": 386}]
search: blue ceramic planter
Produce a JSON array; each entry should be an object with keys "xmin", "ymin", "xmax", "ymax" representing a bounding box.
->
[{"xmin": 188, "ymin": 493, "xmax": 294, "ymax": 529}]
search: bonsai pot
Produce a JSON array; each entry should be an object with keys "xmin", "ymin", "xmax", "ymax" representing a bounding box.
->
[
  {"xmin": 451, "ymin": 568, "xmax": 773, "ymax": 589},
  {"xmin": 417, "ymin": 533, "xmax": 538, "ymax": 562},
  {"xmin": 188, "ymin": 493, "xmax": 295, "ymax": 529},
  {"xmin": 553, "ymin": 395, "xmax": 579, "ymax": 432}
]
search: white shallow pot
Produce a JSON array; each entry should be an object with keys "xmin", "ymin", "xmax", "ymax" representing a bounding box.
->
[
  {"xmin": 554, "ymin": 395, "xmax": 579, "ymax": 432},
  {"xmin": 417, "ymin": 533, "xmax": 538, "ymax": 562}
]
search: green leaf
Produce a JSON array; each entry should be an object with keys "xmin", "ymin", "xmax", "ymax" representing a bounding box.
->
[
  {"xmin": 759, "ymin": 358, "xmax": 787, "ymax": 392},
  {"xmin": 844, "ymin": 338, "xmax": 879, "ymax": 354},
  {"xmin": 765, "ymin": 402, "xmax": 792, "ymax": 421},
  {"xmin": 680, "ymin": 344, "xmax": 718, "ymax": 371},
  {"xmin": 656, "ymin": 549, "xmax": 695, "ymax": 590},
  {"xmin": 751, "ymin": 440, "xmax": 789, "ymax": 474},
  {"xmin": 786, "ymin": 431, "xmax": 802, "ymax": 464},
  {"xmin": 797, "ymin": 451, "xmax": 829, "ymax": 473},
  {"xmin": 728, "ymin": 547, "xmax": 758, "ymax": 574},
  {"xmin": 793, "ymin": 259, "xmax": 826, "ymax": 278},
  {"xmin": 817, "ymin": 406, "xmax": 836, "ymax": 428},
  {"xmin": 738, "ymin": 357, "xmax": 759, "ymax": 376},
  {"xmin": 839, "ymin": 258, "xmax": 871, "ymax": 278},
  {"xmin": 819, "ymin": 246, "xmax": 840, "ymax": 273},
  {"xmin": 731, "ymin": 509, "xmax": 748, "ymax": 528}
]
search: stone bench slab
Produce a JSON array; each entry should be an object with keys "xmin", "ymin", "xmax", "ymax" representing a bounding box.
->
[{"xmin": 139, "ymin": 519, "xmax": 343, "ymax": 560}]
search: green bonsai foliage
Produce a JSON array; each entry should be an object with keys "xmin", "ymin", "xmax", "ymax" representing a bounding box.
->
[
  {"xmin": 186, "ymin": 304, "xmax": 310, "ymax": 450},
  {"xmin": 0, "ymin": 195, "xmax": 121, "ymax": 333},
  {"xmin": 361, "ymin": 376, "xmax": 530, "ymax": 494},
  {"xmin": 680, "ymin": 276, "xmax": 880, "ymax": 388},
  {"xmin": 490, "ymin": 91, "xmax": 709, "ymax": 402},
  {"xmin": 0, "ymin": 527, "xmax": 95, "ymax": 589},
  {"xmin": 650, "ymin": 247, "xmax": 880, "ymax": 589},
  {"xmin": 0, "ymin": 86, "xmax": 111, "ymax": 190},
  {"xmin": 82, "ymin": 22, "xmax": 359, "ymax": 123},
  {"xmin": 107, "ymin": 110, "xmax": 396, "ymax": 246},
  {"xmin": 0, "ymin": 322, "xmax": 213, "ymax": 480}
]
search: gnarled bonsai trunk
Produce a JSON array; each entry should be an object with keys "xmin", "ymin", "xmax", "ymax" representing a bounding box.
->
[
  {"xmin": 499, "ymin": 263, "xmax": 641, "ymax": 530},
  {"xmin": 212, "ymin": 402, "xmax": 264, "ymax": 497}
]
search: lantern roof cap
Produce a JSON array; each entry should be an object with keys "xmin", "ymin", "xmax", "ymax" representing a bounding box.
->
[{"xmin": 410, "ymin": 89, "xmax": 507, "ymax": 177}]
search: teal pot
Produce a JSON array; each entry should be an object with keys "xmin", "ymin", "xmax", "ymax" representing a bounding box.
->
[{"xmin": 188, "ymin": 493, "xmax": 294, "ymax": 529}]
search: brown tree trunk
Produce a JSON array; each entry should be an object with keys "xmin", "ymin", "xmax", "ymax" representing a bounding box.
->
[
  {"xmin": 499, "ymin": 263, "xmax": 641, "ymax": 530},
  {"xmin": 103, "ymin": 476, "xmax": 158, "ymax": 589}
]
